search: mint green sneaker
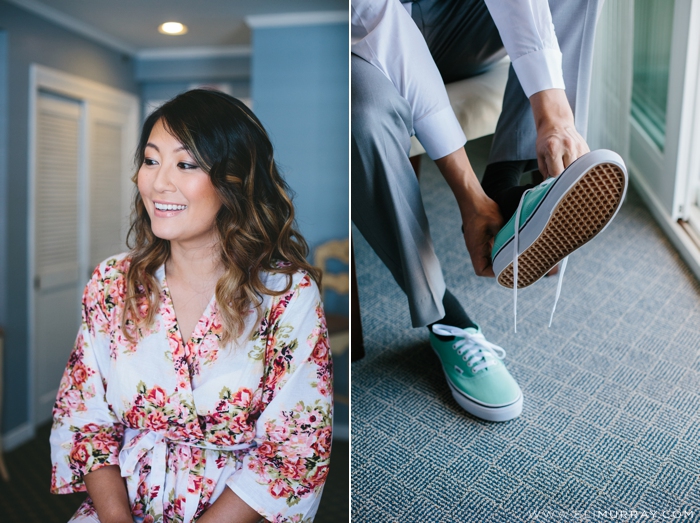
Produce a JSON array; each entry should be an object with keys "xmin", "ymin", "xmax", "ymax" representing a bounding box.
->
[
  {"xmin": 492, "ymin": 149, "xmax": 628, "ymax": 290},
  {"xmin": 430, "ymin": 324, "xmax": 522, "ymax": 422},
  {"xmin": 491, "ymin": 150, "xmax": 628, "ymax": 331}
]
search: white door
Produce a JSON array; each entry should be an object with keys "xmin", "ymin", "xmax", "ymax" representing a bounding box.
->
[
  {"xmin": 87, "ymin": 104, "xmax": 130, "ymax": 275},
  {"xmin": 32, "ymin": 98, "xmax": 133, "ymax": 426},
  {"xmin": 28, "ymin": 64, "xmax": 138, "ymax": 436},
  {"xmin": 33, "ymin": 92, "xmax": 83, "ymax": 424}
]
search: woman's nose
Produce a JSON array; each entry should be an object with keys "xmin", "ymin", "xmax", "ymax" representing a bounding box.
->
[{"xmin": 152, "ymin": 162, "xmax": 176, "ymax": 192}]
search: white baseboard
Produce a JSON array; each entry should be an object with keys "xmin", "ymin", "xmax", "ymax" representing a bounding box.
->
[
  {"xmin": 628, "ymin": 162, "xmax": 700, "ymax": 283},
  {"xmin": 2, "ymin": 421, "xmax": 35, "ymax": 452}
]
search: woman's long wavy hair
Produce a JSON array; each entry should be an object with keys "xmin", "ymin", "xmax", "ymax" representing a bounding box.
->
[{"xmin": 122, "ymin": 89, "xmax": 321, "ymax": 344}]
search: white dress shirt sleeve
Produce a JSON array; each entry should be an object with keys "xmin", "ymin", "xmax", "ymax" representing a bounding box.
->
[
  {"xmin": 484, "ymin": 0, "xmax": 565, "ymax": 97},
  {"xmin": 351, "ymin": 0, "xmax": 566, "ymax": 160},
  {"xmin": 351, "ymin": 0, "xmax": 466, "ymax": 160}
]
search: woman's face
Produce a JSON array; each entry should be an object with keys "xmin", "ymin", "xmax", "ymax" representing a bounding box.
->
[{"xmin": 138, "ymin": 119, "xmax": 222, "ymax": 248}]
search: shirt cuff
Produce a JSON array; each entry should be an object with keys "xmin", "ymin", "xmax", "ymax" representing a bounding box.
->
[
  {"xmin": 511, "ymin": 48, "xmax": 565, "ymax": 98},
  {"xmin": 413, "ymin": 106, "xmax": 467, "ymax": 160}
]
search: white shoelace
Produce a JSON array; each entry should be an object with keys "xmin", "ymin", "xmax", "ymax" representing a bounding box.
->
[
  {"xmin": 432, "ymin": 324, "xmax": 506, "ymax": 373},
  {"xmin": 512, "ymin": 179, "xmax": 568, "ymax": 333}
]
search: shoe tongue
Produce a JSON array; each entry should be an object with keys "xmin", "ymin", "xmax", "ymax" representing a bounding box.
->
[{"xmin": 431, "ymin": 323, "xmax": 480, "ymax": 341}]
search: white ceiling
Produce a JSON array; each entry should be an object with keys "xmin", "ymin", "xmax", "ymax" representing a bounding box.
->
[{"xmin": 6, "ymin": 0, "xmax": 348, "ymax": 55}]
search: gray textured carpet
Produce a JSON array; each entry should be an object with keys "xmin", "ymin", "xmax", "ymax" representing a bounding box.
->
[{"xmin": 351, "ymin": 137, "xmax": 700, "ymax": 522}]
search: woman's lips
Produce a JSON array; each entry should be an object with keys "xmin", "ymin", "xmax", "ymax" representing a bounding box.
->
[{"xmin": 153, "ymin": 202, "xmax": 187, "ymax": 217}]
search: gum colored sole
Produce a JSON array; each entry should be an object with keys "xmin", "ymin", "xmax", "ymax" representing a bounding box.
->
[{"xmin": 497, "ymin": 163, "xmax": 626, "ymax": 289}]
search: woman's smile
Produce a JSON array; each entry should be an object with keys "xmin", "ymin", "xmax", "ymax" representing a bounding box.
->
[{"xmin": 153, "ymin": 200, "xmax": 188, "ymax": 216}]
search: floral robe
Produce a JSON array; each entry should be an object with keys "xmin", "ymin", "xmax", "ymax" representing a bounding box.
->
[{"xmin": 50, "ymin": 254, "xmax": 333, "ymax": 523}]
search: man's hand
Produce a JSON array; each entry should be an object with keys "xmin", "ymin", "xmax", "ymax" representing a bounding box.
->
[
  {"xmin": 435, "ymin": 148, "xmax": 504, "ymax": 277},
  {"xmin": 460, "ymin": 194, "xmax": 503, "ymax": 277},
  {"xmin": 530, "ymin": 89, "xmax": 589, "ymax": 179}
]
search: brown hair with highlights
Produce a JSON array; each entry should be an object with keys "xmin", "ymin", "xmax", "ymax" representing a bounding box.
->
[{"xmin": 122, "ymin": 89, "xmax": 320, "ymax": 344}]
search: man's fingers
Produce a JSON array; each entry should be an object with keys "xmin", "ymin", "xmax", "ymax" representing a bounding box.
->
[
  {"xmin": 472, "ymin": 250, "xmax": 495, "ymax": 277},
  {"xmin": 479, "ymin": 238, "xmax": 496, "ymax": 277},
  {"xmin": 477, "ymin": 266, "xmax": 495, "ymax": 278},
  {"xmin": 562, "ymin": 149, "xmax": 577, "ymax": 170},
  {"xmin": 546, "ymin": 154, "xmax": 565, "ymax": 178},
  {"xmin": 464, "ymin": 235, "xmax": 496, "ymax": 277},
  {"xmin": 462, "ymin": 195, "xmax": 502, "ymax": 278},
  {"xmin": 536, "ymin": 124, "xmax": 592, "ymax": 178}
]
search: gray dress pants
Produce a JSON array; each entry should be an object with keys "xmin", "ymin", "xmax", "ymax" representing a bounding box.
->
[{"xmin": 352, "ymin": 0, "xmax": 603, "ymax": 328}]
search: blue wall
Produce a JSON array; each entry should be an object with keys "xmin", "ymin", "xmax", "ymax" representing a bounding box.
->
[
  {"xmin": 0, "ymin": 0, "xmax": 138, "ymax": 435},
  {"xmin": 250, "ymin": 22, "xmax": 349, "ymax": 261},
  {"xmin": 251, "ymin": 22, "xmax": 348, "ymax": 432},
  {"xmin": 136, "ymin": 53, "xmax": 251, "ymax": 115},
  {"xmin": 141, "ymin": 79, "xmax": 251, "ymax": 110},
  {"xmin": 135, "ymin": 54, "xmax": 250, "ymax": 83}
]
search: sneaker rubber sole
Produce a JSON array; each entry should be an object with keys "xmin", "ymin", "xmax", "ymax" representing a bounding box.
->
[
  {"xmin": 431, "ymin": 346, "xmax": 523, "ymax": 422},
  {"xmin": 493, "ymin": 150, "xmax": 628, "ymax": 289}
]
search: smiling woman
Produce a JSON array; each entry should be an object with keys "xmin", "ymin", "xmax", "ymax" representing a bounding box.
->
[
  {"xmin": 49, "ymin": 89, "xmax": 332, "ymax": 523},
  {"xmin": 138, "ymin": 120, "xmax": 222, "ymax": 250}
]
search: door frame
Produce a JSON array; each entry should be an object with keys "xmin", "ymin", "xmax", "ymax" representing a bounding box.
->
[
  {"xmin": 679, "ymin": 0, "xmax": 700, "ymax": 229},
  {"xmin": 627, "ymin": 0, "xmax": 700, "ymax": 282},
  {"xmin": 0, "ymin": 31, "xmax": 7, "ymax": 332},
  {"xmin": 27, "ymin": 64, "xmax": 138, "ymax": 434}
]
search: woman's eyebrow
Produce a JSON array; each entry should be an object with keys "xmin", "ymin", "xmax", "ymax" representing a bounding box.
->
[{"xmin": 145, "ymin": 142, "xmax": 186, "ymax": 153}]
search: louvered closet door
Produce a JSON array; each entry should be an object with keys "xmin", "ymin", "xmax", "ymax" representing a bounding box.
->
[
  {"xmin": 89, "ymin": 105, "xmax": 129, "ymax": 271},
  {"xmin": 34, "ymin": 92, "xmax": 82, "ymax": 424}
]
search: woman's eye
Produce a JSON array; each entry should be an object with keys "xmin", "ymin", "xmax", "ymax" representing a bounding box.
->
[
  {"xmin": 143, "ymin": 158, "xmax": 158, "ymax": 166},
  {"xmin": 178, "ymin": 162, "xmax": 199, "ymax": 170}
]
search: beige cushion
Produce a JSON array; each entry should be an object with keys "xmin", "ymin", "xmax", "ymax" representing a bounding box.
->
[{"xmin": 409, "ymin": 56, "xmax": 510, "ymax": 157}]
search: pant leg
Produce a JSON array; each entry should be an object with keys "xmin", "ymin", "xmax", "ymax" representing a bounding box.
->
[
  {"xmin": 410, "ymin": 0, "xmax": 506, "ymax": 83},
  {"xmin": 488, "ymin": 0, "xmax": 605, "ymax": 163},
  {"xmin": 351, "ymin": 54, "xmax": 446, "ymax": 328}
]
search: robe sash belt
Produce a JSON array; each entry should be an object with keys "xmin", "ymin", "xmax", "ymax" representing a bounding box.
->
[{"xmin": 119, "ymin": 428, "xmax": 255, "ymax": 523}]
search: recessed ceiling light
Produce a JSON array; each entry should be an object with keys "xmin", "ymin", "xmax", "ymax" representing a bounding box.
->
[{"xmin": 158, "ymin": 22, "xmax": 188, "ymax": 35}]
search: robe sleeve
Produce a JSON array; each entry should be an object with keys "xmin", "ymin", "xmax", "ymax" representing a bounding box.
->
[
  {"xmin": 226, "ymin": 272, "xmax": 333, "ymax": 523},
  {"xmin": 50, "ymin": 266, "xmax": 124, "ymax": 494}
]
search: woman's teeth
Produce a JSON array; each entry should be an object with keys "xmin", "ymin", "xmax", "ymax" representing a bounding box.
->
[{"xmin": 155, "ymin": 203, "xmax": 187, "ymax": 211}]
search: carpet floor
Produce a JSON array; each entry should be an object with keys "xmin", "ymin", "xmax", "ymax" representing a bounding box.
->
[
  {"xmin": 0, "ymin": 422, "xmax": 348, "ymax": 522},
  {"xmin": 351, "ymin": 136, "xmax": 700, "ymax": 522}
]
